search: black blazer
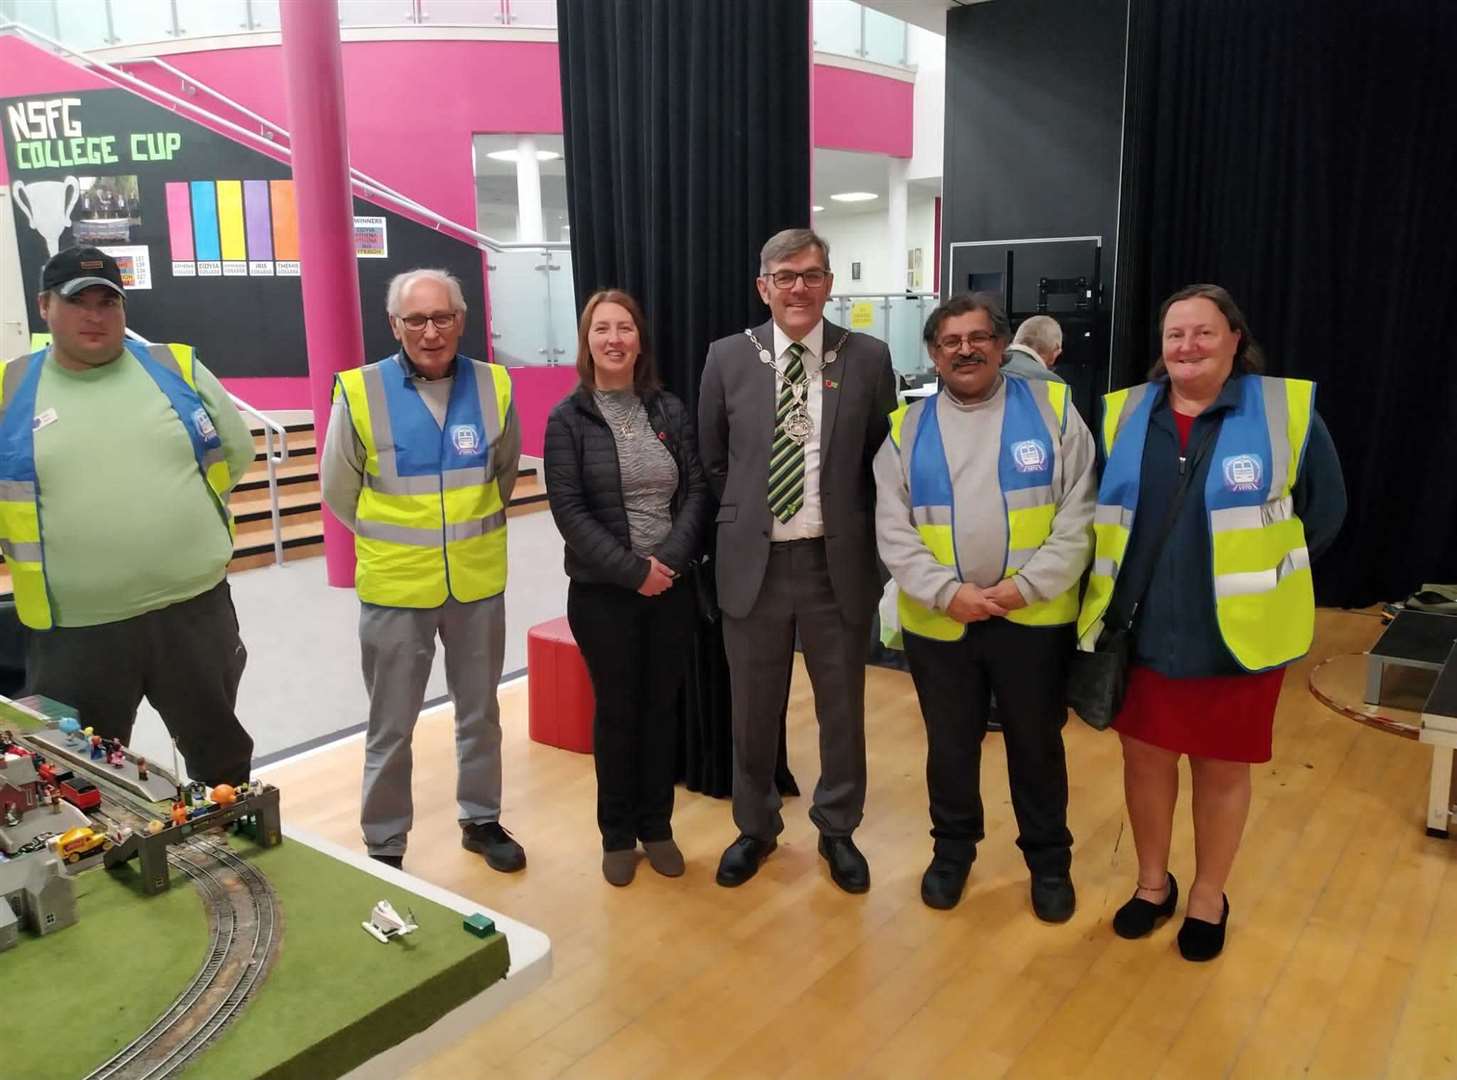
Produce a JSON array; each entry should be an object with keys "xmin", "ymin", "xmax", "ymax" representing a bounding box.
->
[{"xmin": 544, "ymin": 387, "xmax": 709, "ymax": 590}]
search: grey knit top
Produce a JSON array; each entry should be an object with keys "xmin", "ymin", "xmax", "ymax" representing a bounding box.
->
[{"xmin": 593, "ymin": 389, "xmax": 678, "ymax": 556}]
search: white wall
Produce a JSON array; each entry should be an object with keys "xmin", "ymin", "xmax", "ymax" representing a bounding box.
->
[
  {"xmin": 0, "ymin": 187, "xmax": 29, "ymax": 358},
  {"xmin": 907, "ymin": 26, "xmax": 945, "ymax": 184},
  {"xmin": 816, "ymin": 192, "xmax": 939, "ymax": 295}
]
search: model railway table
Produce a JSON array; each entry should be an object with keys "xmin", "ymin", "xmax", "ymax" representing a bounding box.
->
[
  {"xmin": 1418, "ymin": 644, "xmax": 1457, "ymax": 838},
  {"xmin": 6, "ymin": 822, "xmax": 551, "ymax": 1079}
]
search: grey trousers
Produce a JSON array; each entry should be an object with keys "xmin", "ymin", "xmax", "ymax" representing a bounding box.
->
[
  {"xmin": 722, "ymin": 539, "xmax": 870, "ymax": 840},
  {"xmin": 359, "ymin": 594, "xmax": 505, "ymax": 856}
]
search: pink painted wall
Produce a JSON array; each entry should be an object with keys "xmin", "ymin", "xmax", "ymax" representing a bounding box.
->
[
  {"xmin": 812, "ymin": 65, "xmax": 914, "ymax": 158},
  {"xmin": 0, "ymin": 36, "xmax": 112, "ymax": 186},
  {"xmin": 125, "ymin": 40, "xmax": 564, "ymax": 230}
]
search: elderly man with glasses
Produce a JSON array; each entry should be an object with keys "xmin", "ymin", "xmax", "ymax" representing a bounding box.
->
[
  {"xmin": 321, "ymin": 267, "xmax": 524, "ymax": 874},
  {"xmin": 874, "ymin": 292, "xmax": 1096, "ymax": 920},
  {"xmin": 698, "ymin": 228, "xmax": 898, "ymax": 893}
]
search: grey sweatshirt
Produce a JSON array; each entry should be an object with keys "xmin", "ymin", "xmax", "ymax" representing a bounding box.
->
[
  {"xmin": 321, "ymin": 362, "xmax": 520, "ymax": 533},
  {"xmin": 873, "ymin": 374, "xmax": 1096, "ymax": 612}
]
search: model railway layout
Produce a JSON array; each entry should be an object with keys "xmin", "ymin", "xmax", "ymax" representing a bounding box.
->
[{"xmin": 9, "ymin": 729, "xmax": 283, "ymax": 1080}]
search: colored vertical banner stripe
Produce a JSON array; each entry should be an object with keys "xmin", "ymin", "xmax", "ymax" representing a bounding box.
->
[
  {"xmin": 216, "ymin": 180, "xmax": 247, "ymax": 261},
  {"xmin": 164, "ymin": 182, "xmax": 194, "ymax": 260},
  {"xmin": 190, "ymin": 180, "xmax": 221, "ymax": 261},
  {"xmin": 242, "ymin": 180, "xmax": 273, "ymax": 260},
  {"xmin": 269, "ymin": 180, "xmax": 299, "ymax": 260}
]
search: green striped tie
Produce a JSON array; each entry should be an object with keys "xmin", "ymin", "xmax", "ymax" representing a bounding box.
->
[{"xmin": 767, "ymin": 342, "xmax": 807, "ymax": 523}]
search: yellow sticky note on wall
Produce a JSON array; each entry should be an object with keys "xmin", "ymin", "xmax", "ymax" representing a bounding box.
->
[{"xmin": 850, "ymin": 302, "xmax": 874, "ymax": 329}]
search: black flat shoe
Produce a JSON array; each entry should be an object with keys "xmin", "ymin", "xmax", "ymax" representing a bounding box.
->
[
  {"xmin": 1177, "ymin": 895, "xmax": 1230, "ymax": 961},
  {"xmin": 1113, "ymin": 872, "xmax": 1179, "ymax": 939},
  {"xmin": 715, "ymin": 834, "xmax": 776, "ymax": 887},
  {"xmin": 818, "ymin": 834, "xmax": 870, "ymax": 894},
  {"xmin": 920, "ymin": 855, "xmax": 972, "ymax": 910},
  {"xmin": 1030, "ymin": 874, "xmax": 1076, "ymax": 923}
]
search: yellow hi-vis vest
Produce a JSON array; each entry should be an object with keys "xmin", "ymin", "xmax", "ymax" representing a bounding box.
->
[
  {"xmin": 0, "ymin": 341, "xmax": 234, "ymax": 630},
  {"xmin": 1076, "ymin": 375, "xmax": 1316, "ymax": 672},
  {"xmin": 334, "ymin": 354, "xmax": 512, "ymax": 608},
  {"xmin": 887, "ymin": 377, "xmax": 1081, "ymax": 641}
]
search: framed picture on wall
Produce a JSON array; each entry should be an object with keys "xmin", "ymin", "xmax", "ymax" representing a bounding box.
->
[{"xmin": 851, "ymin": 261, "xmax": 861, "ymax": 281}]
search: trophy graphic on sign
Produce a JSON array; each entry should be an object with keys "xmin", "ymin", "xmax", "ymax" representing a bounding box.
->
[{"xmin": 12, "ymin": 177, "xmax": 81, "ymax": 256}]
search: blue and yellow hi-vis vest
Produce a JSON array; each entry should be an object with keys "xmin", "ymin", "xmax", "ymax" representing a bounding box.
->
[
  {"xmin": 887, "ymin": 376, "xmax": 1081, "ymax": 641},
  {"xmin": 334, "ymin": 354, "xmax": 512, "ymax": 609},
  {"xmin": 0, "ymin": 340, "xmax": 234, "ymax": 630},
  {"xmin": 1076, "ymin": 375, "xmax": 1316, "ymax": 672}
]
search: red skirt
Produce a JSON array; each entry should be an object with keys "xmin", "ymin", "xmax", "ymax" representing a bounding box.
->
[{"xmin": 1113, "ymin": 664, "xmax": 1286, "ymax": 763}]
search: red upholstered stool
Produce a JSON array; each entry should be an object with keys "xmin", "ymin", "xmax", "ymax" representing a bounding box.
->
[{"xmin": 526, "ymin": 616, "xmax": 596, "ymax": 754}]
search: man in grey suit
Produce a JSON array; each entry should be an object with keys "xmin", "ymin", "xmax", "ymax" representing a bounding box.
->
[{"xmin": 698, "ymin": 228, "xmax": 897, "ymax": 892}]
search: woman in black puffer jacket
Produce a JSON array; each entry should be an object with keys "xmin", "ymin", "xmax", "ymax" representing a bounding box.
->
[{"xmin": 544, "ymin": 289, "xmax": 709, "ymax": 886}]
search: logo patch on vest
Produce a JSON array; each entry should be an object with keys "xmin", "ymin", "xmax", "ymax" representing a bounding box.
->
[
  {"xmin": 1011, "ymin": 439, "xmax": 1049, "ymax": 474},
  {"xmin": 1222, "ymin": 453, "xmax": 1263, "ymax": 492},
  {"xmin": 192, "ymin": 407, "xmax": 216, "ymax": 440},
  {"xmin": 451, "ymin": 424, "xmax": 480, "ymax": 453}
]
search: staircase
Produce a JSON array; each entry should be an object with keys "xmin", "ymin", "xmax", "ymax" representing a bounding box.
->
[
  {"xmin": 0, "ymin": 416, "xmax": 550, "ymax": 595},
  {"xmin": 229, "ymin": 416, "xmax": 551, "ymax": 573}
]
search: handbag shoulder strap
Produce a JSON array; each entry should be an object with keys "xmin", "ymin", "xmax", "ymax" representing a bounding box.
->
[{"xmin": 1111, "ymin": 415, "xmax": 1221, "ymax": 630}]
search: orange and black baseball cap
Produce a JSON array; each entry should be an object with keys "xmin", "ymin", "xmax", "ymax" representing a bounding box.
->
[{"xmin": 41, "ymin": 245, "xmax": 126, "ymax": 298}]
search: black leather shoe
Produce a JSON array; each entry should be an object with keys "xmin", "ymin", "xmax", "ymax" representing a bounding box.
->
[
  {"xmin": 920, "ymin": 855, "xmax": 971, "ymax": 910},
  {"xmin": 1177, "ymin": 895, "xmax": 1230, "ymax": 961},
  {"xmin": 1113, "ymin": 872, "xmax": 1179, "ymax": 939},
  {"xmin": 818, "ymin": 834, "xmax": 870, "ymax": 894},
  {"xmin": 1030, "ymin": 874, "xmax": 1076, "ymax": 923},
  {"xmin": 715, "ymin": 834, "xmax": 776, "ymax": 887},
  {"xmin": 370, "ymin": 853, "xmax": 404, "ymax": 871}
]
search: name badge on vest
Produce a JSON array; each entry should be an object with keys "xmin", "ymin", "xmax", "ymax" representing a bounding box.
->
[
  {"xmin": 192, "ymin": 406, "xmax": 217, "ymax": 441},
  {"xmin": 1222, "ymin": 453, "xmax": 1263, "ymax": 492},
  {"xmin": 1011, "ymin": 438, "xmax": 1049, "ymax": 474},
  {"xmin": 32, "ymin": 408, "xmax": 58, "ymax": 432},
  {"xmin": 451, "ymin": 424, "xmax": 480, "ymax": 453}
]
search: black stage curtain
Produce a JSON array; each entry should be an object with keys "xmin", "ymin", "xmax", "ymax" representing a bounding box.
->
[
  {"xmin": 557, "ymin": 0, "xmax": 812, "ymax": 796},
  {"xmin": 1112, "ymin": 0, "xmax": 1457, "ymax": 608}
]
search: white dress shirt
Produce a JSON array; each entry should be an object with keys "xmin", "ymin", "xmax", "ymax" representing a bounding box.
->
[{"xmin": 769, "ymin": 319, "xmax": 825, "ymax": 540}]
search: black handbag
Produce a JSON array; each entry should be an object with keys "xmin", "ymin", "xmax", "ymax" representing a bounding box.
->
[{"xmin": 1067, "ymin": 422, "xmax": 1219, "ymax": 730}]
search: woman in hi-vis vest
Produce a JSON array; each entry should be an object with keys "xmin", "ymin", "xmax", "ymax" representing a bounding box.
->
[{"xmin": 1080, "ymin": 285, "xmax": 1346, "ymax": 960}]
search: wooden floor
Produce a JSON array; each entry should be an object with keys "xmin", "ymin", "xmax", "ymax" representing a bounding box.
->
[{"xmin": 269, "ymin": 609, "xmax": 1457, "ymax": 1080}]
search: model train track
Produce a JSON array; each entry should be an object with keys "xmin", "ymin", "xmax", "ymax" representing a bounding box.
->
[{"xmin": 53, "ymin": 759, "xmax": 282, "ymax": 1080}]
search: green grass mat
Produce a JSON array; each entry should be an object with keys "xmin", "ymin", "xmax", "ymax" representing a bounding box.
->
[
  {"xmin": 7, "ymin": 859, "xmax": 210, "ymax": 1078},
  {"xmin": 200, "ymin": 832, "xmax": 510, "ymax": 1079}
]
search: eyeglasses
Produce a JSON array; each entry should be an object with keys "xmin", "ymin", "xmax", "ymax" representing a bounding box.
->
[
  {"xmin": 765, "ymin": 269, "xmax": 829, "ymax": 290},
  {"xmin": 936, "ymin": 332, "xmax": 998, "ymax": 351},
  {"xmin": 396, "ymin": 312, "xmax": 457, "ymax": 331}
]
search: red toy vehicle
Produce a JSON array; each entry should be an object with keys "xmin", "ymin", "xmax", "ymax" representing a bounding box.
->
[{"xmin": 58, "ymin": 776, "xmax": 100, "ymax": 812}]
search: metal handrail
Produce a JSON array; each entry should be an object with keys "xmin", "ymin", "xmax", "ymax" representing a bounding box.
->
[
  {"xmin": 125, "ymin": 330, "xmax": 289, "ymax": 566},
  {"xmin": 0, "ymin": 21, "xmax": 570, "ymax": 255}
]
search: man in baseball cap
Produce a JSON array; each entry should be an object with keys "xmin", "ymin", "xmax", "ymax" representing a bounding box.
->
[
  {"xmin": 40, "ymin": 244, "xmax": 127, "ymax": 299},
  {"xmin": 0, "ymin": 245, "xmax": 258, "ymax": 785}
]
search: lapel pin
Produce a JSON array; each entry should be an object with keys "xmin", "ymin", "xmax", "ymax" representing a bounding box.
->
[{"xmin": 824, "ymin": 378, "xmax": 839, "ymax": 390}]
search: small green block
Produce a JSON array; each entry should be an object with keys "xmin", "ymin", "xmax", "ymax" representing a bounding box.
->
[{"xmin": 463, "ymin": 913, "xmax": 496, "ymax": 938}]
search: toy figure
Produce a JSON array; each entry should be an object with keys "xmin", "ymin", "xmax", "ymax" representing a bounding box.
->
[
  {"xmin": 4, "ymin": 805, "xmax": 18, "ymax": 827},
  {"xmin": 60, "ymin": 717, "xmax": 83, "ymax": 744},
  {"xmin": 170, "ymin": 801, "xmax": 188, "ymax": 827},
  {"xmin": 107, "ymin": 745, "xmax": 125, "ymax": 768},
  {"xmin": 89, "ymin": 735, "xmax": 104, "ymax": 761},
  {"xmin": 136, "ymin": 757, "xmax": 149, "ymax": 781},
  {"xmin": 47, "ymin": 785, "xmax": 62, "ymax": 813}
]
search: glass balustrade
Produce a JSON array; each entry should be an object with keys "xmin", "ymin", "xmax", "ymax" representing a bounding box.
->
[
  {"xmin": 486, "ymin": 246, "xmax": 577, "ymax": 368},
  {"xmin": 829, "ymin": 293, "xmax": 936, "ymax": 379},
  {"xmin": 812, "ymin": 0, "xmax": 910, "ymax": 68}
]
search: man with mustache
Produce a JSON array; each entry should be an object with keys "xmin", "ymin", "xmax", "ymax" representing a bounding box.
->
[{"xmin": 874, "ymin": 292, "xmax": 1096, "ymax": 919}]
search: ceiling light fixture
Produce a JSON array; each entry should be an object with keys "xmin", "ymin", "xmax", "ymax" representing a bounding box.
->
[
  {"xmin": 811, "ymin": 204, "xmax": 825, "ymax": 213},
  {"xmin": 830, "ymin": 191, "xmax": 878, "ymax": 203},
  {"xmin": 484, "ymin": 149, "xmax": 562, "ymax": 163}
]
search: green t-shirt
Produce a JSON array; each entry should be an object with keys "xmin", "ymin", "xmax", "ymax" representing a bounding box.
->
[{"xmin": 31, "ymin": 348, "xmax": 255, "ymax": 627}]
